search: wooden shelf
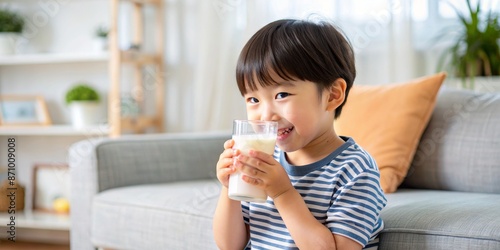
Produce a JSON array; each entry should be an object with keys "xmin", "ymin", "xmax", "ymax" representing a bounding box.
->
[
  {"xmin": 121, "ymin": 116, "xmax": 159, "ymax": 132},
  {"xmin": 0, "ymin": 124, "xmax": 110, "ymax": 136},
  {"xmin": 121, "ymin": 51, "xmax": 161, "ymax": 65},
  {"xmin": 122, "ymin": 0, "xmax": 161, "ymax": 5},
  {"xmin": 0, "ymin": 52, "xmax": 109, "ymax": 65},
  {"xmin": 109, "ymin": 0, "xmax": 165, "ymax": 136}
]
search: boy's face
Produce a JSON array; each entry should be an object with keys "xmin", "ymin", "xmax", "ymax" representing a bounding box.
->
[{"xmin": 244, "ymin": 74, "xmax": 338, "ymax": 153}]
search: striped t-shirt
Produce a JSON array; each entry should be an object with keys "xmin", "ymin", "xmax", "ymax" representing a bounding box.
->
[{"xmin": 241, "ymin": 136, "xmax": 387, "ymax": 249}]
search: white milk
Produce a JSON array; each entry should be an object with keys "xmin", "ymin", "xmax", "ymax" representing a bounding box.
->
[
  {"xmin": 232, "ymin": 135, "xmax": 276, "ymax": 155},
  {"xmin": 228, "ymin": 134, "xmax": 276, "ymax": 203}
]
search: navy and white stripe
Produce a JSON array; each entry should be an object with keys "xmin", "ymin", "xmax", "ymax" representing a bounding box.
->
[{"xmin": 242, "ymin": 136, "xmax": 387, "ymax": 249}]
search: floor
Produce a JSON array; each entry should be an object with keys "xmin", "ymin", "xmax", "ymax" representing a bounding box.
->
[{"xmin": 0, "ymin": 241, "xmax": 69, "ymax": 250}]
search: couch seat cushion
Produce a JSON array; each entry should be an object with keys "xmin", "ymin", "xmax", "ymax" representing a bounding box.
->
[
  {"xmin": 91, "ymin": 180, "xmax": 221, "ymax": 250},
  {"xmin": 380, "ymin": 189, "xmax": 500, "ymax": 250}
]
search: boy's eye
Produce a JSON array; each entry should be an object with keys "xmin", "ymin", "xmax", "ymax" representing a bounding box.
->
[
  {"xmin": 247, "ymin": 97, "xmax": 259, "ymax": 103},
  {"xmin": 275, "ymin": 92, "xmax": 289, "ymax": 99}
]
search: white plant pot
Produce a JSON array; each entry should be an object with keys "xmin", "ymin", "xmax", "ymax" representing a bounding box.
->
[
  {"xmin": 0, "ymin": 33, "xmax": 19, "ymax": 55},
  {"xmin": 444, "ymin": 76, "xmax": 500, "ymax": 93},
  {"xmin": 92, "ymin": 37, "xmax": 108, "ymax": 52},
  {"xmin": 69, "ymin": 101, "xmax": 101, "ymax": 128},
  {"xmin": 471, "ymin": 77, "xmax": 500, "ymax": 92}
]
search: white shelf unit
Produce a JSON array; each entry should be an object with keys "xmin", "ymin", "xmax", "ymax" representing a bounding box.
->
[
  {"xmin": 0, "ymin": 53, "xmax": 110, "ymax": 135},
  {"xmin": 0, "ymin": 52, "xmax": 109, "ymax": 65},
  {"xmin": 0, "ymin": 125, "xmax": 110, "ymax": 136},
  {"xmin": 0, "ymin": 1, "xmax": 111, "ymax": 244},
  {"xmin": 0, "ymin": 211, "xmax": 70, "ymax": 244},
  {"xmin": 0, "ymin": 211, "xmax": 69, "ymax": 231}
]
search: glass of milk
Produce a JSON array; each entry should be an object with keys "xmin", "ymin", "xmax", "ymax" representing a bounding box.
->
[{"xmin": 228, "ymin": 120, "xmax": 278, "ymax": 203}]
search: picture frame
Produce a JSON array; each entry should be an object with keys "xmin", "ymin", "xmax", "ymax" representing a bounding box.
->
[
  {"xmin": 0, "ymin": 95, "xmax": 52, "ymax": 126},
  {"xmin": 32, "ymin": 163, "xmax": 70, "ymax": 213}
]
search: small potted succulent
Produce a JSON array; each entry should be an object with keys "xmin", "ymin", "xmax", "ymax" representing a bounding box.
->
[
  {"xmin": 65, "ymin": 84, "xmax": 102, "ymax": 128},
  {"xmin": 93, "ymin": 25, "xmax": 109, "ymax": 52},
  {"xmin": 0, "ymin": 8, "xmax": 24, "ymax": 55}
]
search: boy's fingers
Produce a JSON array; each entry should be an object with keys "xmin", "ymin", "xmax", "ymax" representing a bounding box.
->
[
  {"xmin": 235, "ymin": 158, "xmax": 264, "ymax": 176},
  {"xmin": 235, "ymin": 155, "xmax": 265, "ymax": 171},
  {"xmin": 248, "ymin": 150, "xmax": 275, "ymax": 164},
  {"xmin": 223, "ymin": 139, "xmax": 234, "ymax": 149},
  {"xmin": 219, "ymin": 148, "xmax": 234, "ymax": 160},
  {"xmin": 222, "ymin": 167, "xmax": 235, "ymax": 175},
  {"xmin": 241, "ymin": 174, "xmax": 260, "ymax": 185},
  {"xmin": 218, "ymin": 157, "xmax": 234, "ymax": 169},
  {"xmin": 217, "ymin": 163, "xmax": 236, "ymax": 178}
]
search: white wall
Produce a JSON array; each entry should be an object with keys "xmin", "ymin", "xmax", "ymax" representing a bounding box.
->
[{"xmin": 9, "ymin": 0, "xmax": 110, "ymax": 54}]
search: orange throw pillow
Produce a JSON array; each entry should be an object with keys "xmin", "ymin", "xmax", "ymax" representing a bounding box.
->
[{"xmin": 334, "ymin": 73, "xmax": 446, "ymax": 193}]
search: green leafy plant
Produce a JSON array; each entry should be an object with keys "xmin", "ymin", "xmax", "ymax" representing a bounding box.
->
[
  {"xmin": 0, "ymin": 8, "xmax": 24, "ymax": 33},
  {"xmin": 437, "ymin": 0, "xmax": 500, "ymax": 89},
  {"xmin": 95, "ymin": 25, "xmax": 109, "ymax": 38},
  {"xmin": 65, "ymin": 84, "xmax": 100, "ymax": 104}
]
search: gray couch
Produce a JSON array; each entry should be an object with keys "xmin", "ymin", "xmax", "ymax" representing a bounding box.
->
[{"xmin": 70, "ymin": 88, "xmax": 500, "ymax": 250}]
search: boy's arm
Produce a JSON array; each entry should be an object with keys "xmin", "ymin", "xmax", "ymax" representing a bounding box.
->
[
  {"xmin": 273, "ymin": 189, "xmax": 362, "ymax": 250},
  {"xmin": 213, "ymin": 186, "xmax": 249, "ymax": 250}
]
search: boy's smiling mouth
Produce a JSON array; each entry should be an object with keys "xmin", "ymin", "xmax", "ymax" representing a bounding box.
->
[{"xmin": 278, "ymin": 127, "xmax": 294, "ymax": 140}]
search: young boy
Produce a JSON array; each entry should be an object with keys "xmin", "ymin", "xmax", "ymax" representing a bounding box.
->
[{"xmin": 213, "ymin": 18, "xmax": 387, "ymax": 250}]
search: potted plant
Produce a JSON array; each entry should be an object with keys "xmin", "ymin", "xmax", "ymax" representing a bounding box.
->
[
  {"xmin": 437, "ymin": 0, "xmax": 500, "ymax": 90},
  {"xmin": 93, "ymin": 25, "xmax": 109, "ymax": 52},
  {"xmin": 0, "ymin": 8, "xmax": 24, "ymax": 55},
  {"xmin": 65, "ymin": 84, "xmax": 102, "ymax": 128}
]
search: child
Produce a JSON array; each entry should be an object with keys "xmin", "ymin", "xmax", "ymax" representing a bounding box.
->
[{"xmin": 213, "ymin": 18, "xmax": 387, "ymax": 250}]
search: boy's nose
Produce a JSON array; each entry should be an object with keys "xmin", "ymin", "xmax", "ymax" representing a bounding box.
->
[{"xmin": 260, "ymin": 104, "xmax": 279, "ymax": 121}]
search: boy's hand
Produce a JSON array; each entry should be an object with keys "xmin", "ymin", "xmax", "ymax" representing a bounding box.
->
[
  {"xmin": 234, "ymin": 150, "xmax": 293, "ymax": 199},
  {"xmin": 216, "ymin": 139, "xmax": 237, "ymax": 188}
]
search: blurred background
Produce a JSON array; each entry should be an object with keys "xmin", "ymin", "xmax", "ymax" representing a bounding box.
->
[
  {"xmin": 0, "ymin": 0, "xmax": 499, "ymax": 133},
  {"xmin": 0, "ymin": 1, "xmax": 499, "ymax": 247}
]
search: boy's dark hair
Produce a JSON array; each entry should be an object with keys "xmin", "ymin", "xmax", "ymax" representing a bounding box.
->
[{"xmin": 236, "ymin": 18, "xmax": 356, "ymax": 118}]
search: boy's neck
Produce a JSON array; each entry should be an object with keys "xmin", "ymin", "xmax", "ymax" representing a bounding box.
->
[{"xmin": 285, "ymin": 130, "xmax": 345, "ymax": 166}]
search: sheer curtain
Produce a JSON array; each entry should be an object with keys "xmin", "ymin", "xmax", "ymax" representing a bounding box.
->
[
  {"xmin": 190, "ymin": 1, "xmax": 247, "ymax": 132},
  {"xmin": 163, "ymin": 0, "xmax": 499, "ymax": 132},
  {"xmin": 245, "ymin": 0, "xmax": 418, "ymax": 85},
  {"xmin": 163, "ymin": 0, "xmax": 247, "ymax": 132},
  {"xmin": 164, "ymin": 0, "xmax": 418, "ymax": 132}
]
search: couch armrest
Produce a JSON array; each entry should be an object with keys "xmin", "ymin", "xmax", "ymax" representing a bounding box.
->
[{"xmin": 69, "ymin": 132, "xmax": 230, "ymax": 250}]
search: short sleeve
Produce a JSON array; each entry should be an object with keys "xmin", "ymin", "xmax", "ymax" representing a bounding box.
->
[{"xmin": 326, "ymin": 169, "xmax": 386, "ymax": 246}]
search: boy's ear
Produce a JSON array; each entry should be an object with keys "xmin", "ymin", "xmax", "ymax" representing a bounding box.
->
[{"xmin": 326, "ymin": 78, "xmax": 347, "ymax": 111}]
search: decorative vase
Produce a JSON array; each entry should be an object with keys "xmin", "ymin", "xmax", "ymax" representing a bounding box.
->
[
  {"xmin": 0, "ymin": 33, "xmax": 19, "ymax": 55},
  {"xmin": 69, "ymin": 101, "xmax": 101, "ymax": 128}
]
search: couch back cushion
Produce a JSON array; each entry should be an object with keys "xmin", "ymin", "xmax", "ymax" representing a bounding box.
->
[
  {"xmin": 335, "ymin": 73, "xmax": 446, "ymax": 193},
  {"xmin": 403, "ymin": 88, "xmax": 500, "ymax": 194},
  {"xmin": 95, "ymin": 133, "xmax": 229, "ymax": 192}
]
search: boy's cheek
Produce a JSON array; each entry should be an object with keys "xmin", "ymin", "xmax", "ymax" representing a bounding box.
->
[
  {"xmin": 282, "ymin": 105, "xmax": 294, "ymax": 116},
  {"xmin": 246, "ymin": 110, "xmax": 260, "ymax": 120}
]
